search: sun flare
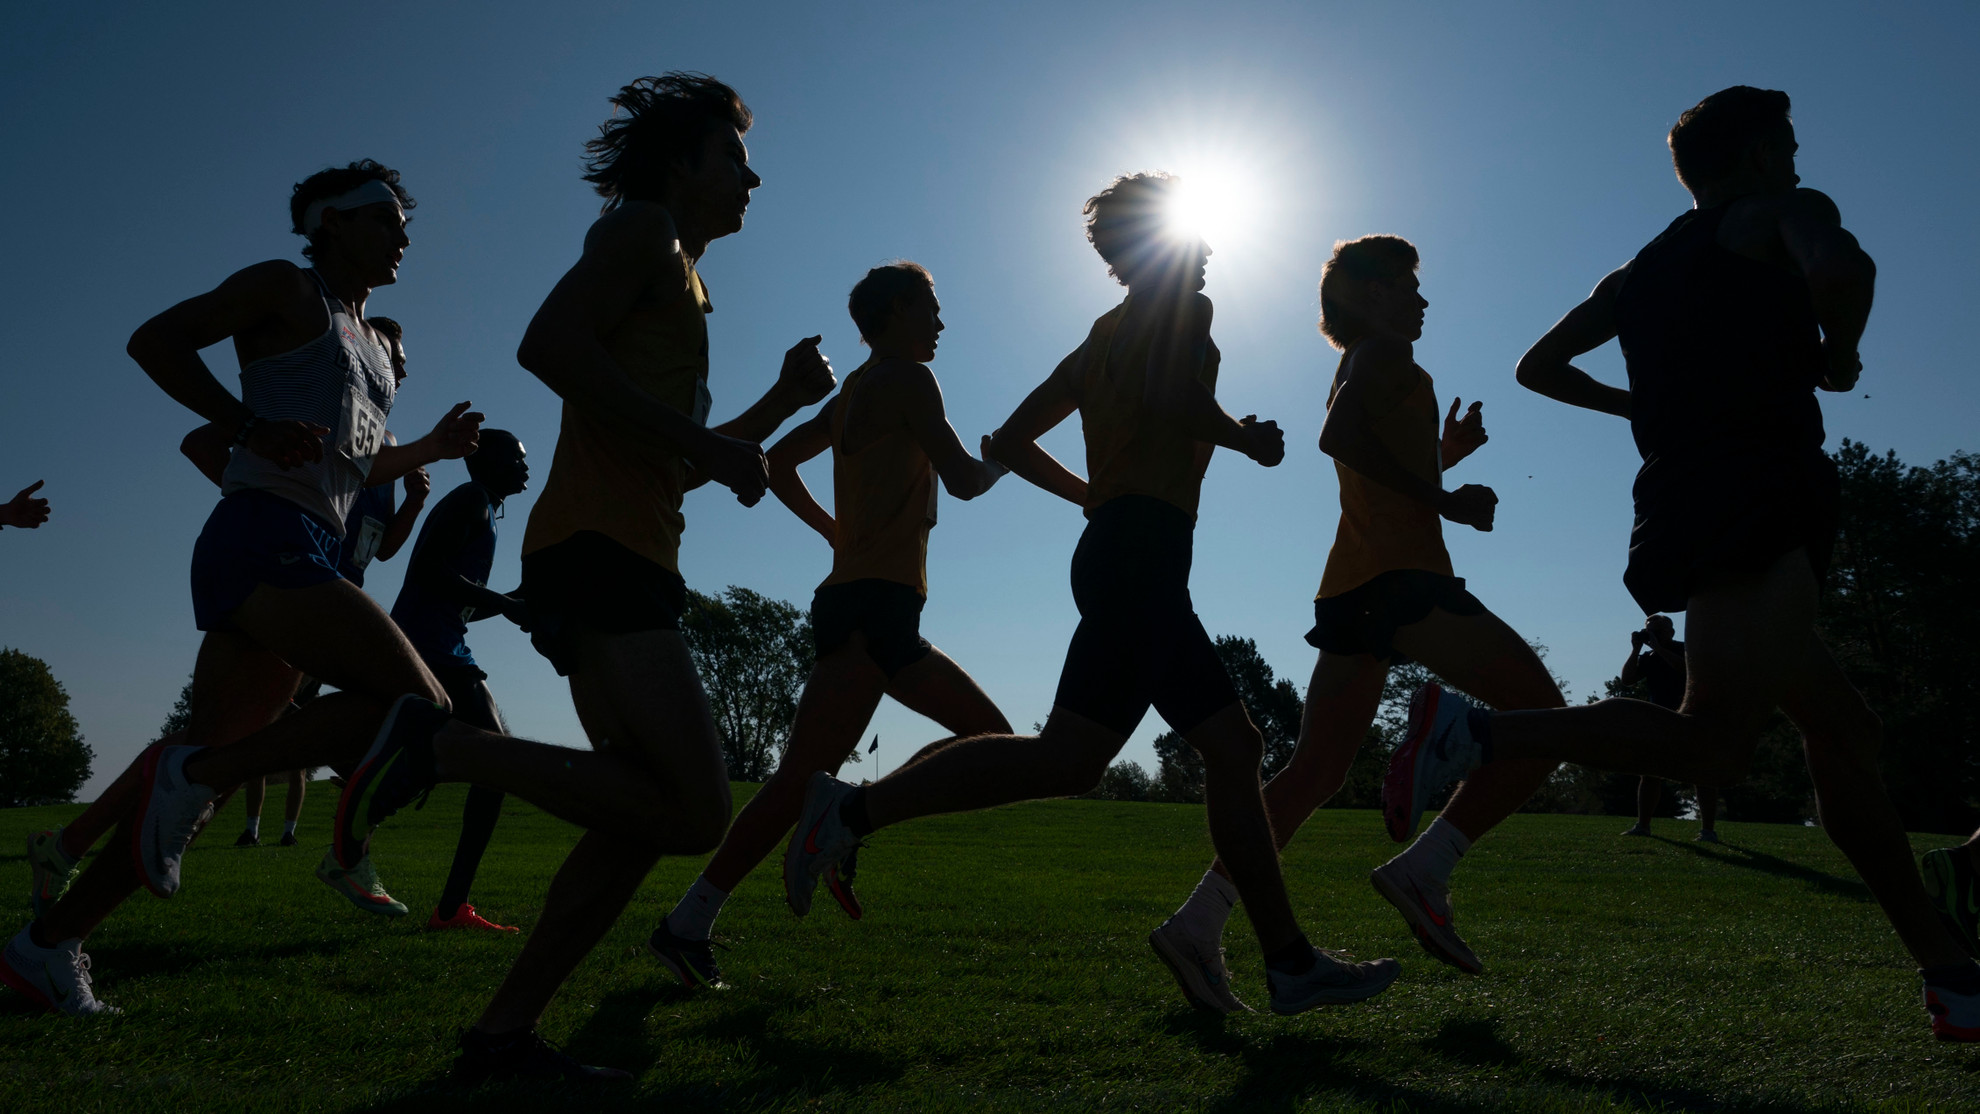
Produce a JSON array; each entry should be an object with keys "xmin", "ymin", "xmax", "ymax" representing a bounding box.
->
[{"xmin": 1164, "ymin": 165, "xmax": 1251, "ymax": 248}]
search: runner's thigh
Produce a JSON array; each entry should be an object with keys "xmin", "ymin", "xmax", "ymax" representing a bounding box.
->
[
  {"xmin": 1393, "ymin": 607, "xmax": 1564, "ymax": 710},
  {"xmin": 783, "ymin": 646, "xmax": 888, "ymax": 770},
  {"xmin": 886, "ymin": 647, "xmax": 1010, "ymax": 736},
  {"xmin": 228, "ymin": 578, "xmax": 442, "ymax": 705},
  {"xmin": 565, "ymin": 627, "xmax": 730, "ymax": 803},
  {"xmin": 1680, "ymin": 547, "xmax": 1818, "ymax": 728},
  {"xmin": 187, "ymin": 631, "xmax": 305, "ymax": 747}
]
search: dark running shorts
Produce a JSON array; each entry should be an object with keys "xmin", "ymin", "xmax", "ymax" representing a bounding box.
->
[
  {"xmin": 428, "ymin": 661, "xmax": 502, "ymax": 732},
  {"xmin": 519, "ymin": 531, "xmax": 687, "ymax": 677},
  {"xmin": 1624, "ymin": 451, "xmax": 1839, "ymax": 615},
  {"xmin": 1307, "ymin": 569, "xmax": 1486, "ymax": 664},
  {"xmin": 1053, "ymin": 495, "xmax": 1239, "ymax": 737},
  {"xmin": 812, "ymin": 579, "xmax": 932, "ymax": 678},
  {"xmin": 190, "ymin": 489, "xmax": 345, "ymax": 633}
]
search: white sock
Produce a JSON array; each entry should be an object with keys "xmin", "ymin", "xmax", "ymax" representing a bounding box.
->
[
  {"xmin": 665, "ymin": 874, "xmax": 730, "ymax": 942},
  {"xmin": 243, "ymin": 817, "xmax": 261, "ymax": 839},
  {"xmin": 1172, "ymin": 868, "xmax": 1240, "ymax": 940},
  {"xmin": 282, "ymin": 820, "xmax": 298, "ymax": 837},
  {"xmin": 1400, "ymin": 816, "xmax": 1471, "ymax": 888}
]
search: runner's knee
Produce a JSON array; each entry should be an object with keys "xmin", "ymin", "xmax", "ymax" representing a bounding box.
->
[{"xmin": 1194, "ymin": 722, "xmax": 1265, "ymax": 773}]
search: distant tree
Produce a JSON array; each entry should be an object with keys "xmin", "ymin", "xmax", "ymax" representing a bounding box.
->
[
  {"xmin": 1084, "ymin": 761, "xmax": 1152, "ymax": 802},
  {"xmin": 683, "ymin": 587, "xmax": 815, "ymax": 782},
  {"xmin": 1151, "ymin": 636, "xmax": 1318, "ymax": 804},
  {"xmin": 0, "ymin": 648, "xmax": 94, "ymax": 806},
  {"xmin": 157, "ymin": 676, "xmax": 195, "ymax": 740}
]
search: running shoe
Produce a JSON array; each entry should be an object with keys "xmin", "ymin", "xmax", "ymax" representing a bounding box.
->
[
  {"xmin": 334, "ymin": 695, "xmax": 446, "ymax": 868},
  {"xmin": 1266, "ymin": 947, "xmax": 1402, "ymax": 1015},
  {"xmin": 0, "ymin": 927, "xmax": 119, "ymax": 1016},
  {"xmin": 234, "ymin": 829, "xmax": 259, "ymax": 848},
  {"xmin": 453, "ymin": 1027, "xmax": 633, "ymax": 1085},
  {"xmin": 133, "ymin": 745, "xmax": 216, "ymax": 898},
  {"xmin": 27, "ymin": 828, "xmax": 81, "ymax": 920},
  {"xmin": 1621, "ymin": 823, "xmax": 1652, "ymax": 837},
  {"xmin": 1921, "ymin": 847, "xmax": 1980, "ymax": 958},
  {"xmin": 824, "ymin": 847, "xmax": 864, "ymax": 920},
  {"xmin": 1370, "ymin": 856, "xmax": 1483, "ymax": 975},
  {"xmin": 647, "ymin": 922, "xmax": 727, "ymax": 990},
  {"xmin": 428, "ymin": 904, "xmax": 518, "ymax": 933},
  {"xmin": 1148, "ymin": 916, "xmax": 1251, "ymax": 1014},
  {"xmin": 278, "ymin": 831, "xmax": 299, "ymax": 847},
  {"xmin": 784, "ymin": 773, "xmax": 860, "ymax": 917},
  {"xmin": 1382, "ymin": 684, "xmax": 1485, "ymax": 842},
  {"xmin": 1925, "ymin": 972, "xmax": 1980, "ymax": 1041},
  {"xmin": 315, "ymin": 851, "xmax": 409, "ymax": 918},
  {"xmin": 1695, "ymin": 829, "xmax": 1720, "ymax": 844}
]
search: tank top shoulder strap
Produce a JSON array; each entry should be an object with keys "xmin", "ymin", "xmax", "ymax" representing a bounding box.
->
[{"xmin": 301, "ymin": 267, "xmax": 343, "ymax": 315}]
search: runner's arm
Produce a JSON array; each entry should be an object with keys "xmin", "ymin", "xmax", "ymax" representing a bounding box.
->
[
  {"xmin": 1143, "ymin": 295, "xmax": 1282, "ymax": 465},
  {"xmin": 374, "ymin": 465, "xmax": 427, "ymax": 563},
  {"xmin": 1778, "ymin": 189, "xmax": 1875, "ymax": 390},
  {"xmin": 710, "ymin": 335, "xmax": 838, "ymax": 444},
  {"xmin": 899, "ymin": 363, "xmax": 1006, "ymax": 500},
  {"xmin": 180, "ymin": 422, "xmax": 232, "ymax": 487},
  {"xmin": 989, "ymin": 349, "xmax": 1088, "ymax": 508},
  {"xmin": 1515, "ymin": 266, "xmax": 1633, "ymax": 418},
  {"xmin": 405, "ymin": 492, "xmax": 518, "ymax": 619},
  {"xmin": 767, "ymin": 403, "xmax": 837, "ymax": 546},
  {"xmin": 1321, "ymin": 337, "xmax": 1446, "ymax": 509},
  {"xmin": 370, "ymin": 403, "xmax": 482, "ymax": 484}
]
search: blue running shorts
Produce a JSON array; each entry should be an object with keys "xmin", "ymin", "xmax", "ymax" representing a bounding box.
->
[{"xmin": 190, "ymin": 490, "xmax": 344, "ymax": 632}]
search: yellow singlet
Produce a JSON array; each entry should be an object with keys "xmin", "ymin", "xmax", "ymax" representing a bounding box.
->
[
  {"xmin": 1315, "ymin": 357, "xmax": 1453, "ymax": 598},
  {"xmin": 820, "ymin": 359, "xmax": 938, "ymax": 597},
  {"xmin": 1078, "ymin": 298, "xmax": 1222, "ymax": 519},
  {"xmin": 522, "ymin": 257, "xmax": 714, "ymax": 573}
]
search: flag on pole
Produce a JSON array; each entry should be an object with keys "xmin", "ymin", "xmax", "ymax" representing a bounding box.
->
[{"xmin": 868, "ymin": 734, "xmax": 879, "ymax": 753}]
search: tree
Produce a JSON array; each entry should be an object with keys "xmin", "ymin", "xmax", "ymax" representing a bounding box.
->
[
  {"xmin": 1084, "ymin": 761, "xmax": 1152, "ymax": 802},
  {"xmin": 1151, "ymin": 636, "xmax": 1312, "ymax": 803},
  {"xmin": 682, "ymin": 587, "xmax": 815, "ymax": 782},
  {"xmin": 0, "ymin": 648, "xmax": 94, "ymax": 806},
  {"xmin": 157, "ymin": 676, "xmax": 194, "ymax": 740}
]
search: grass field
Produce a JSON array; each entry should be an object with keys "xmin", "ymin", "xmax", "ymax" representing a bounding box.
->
[{"xmin": 0, "ymin": 785, "xmax": 1970, "ymax": 1113}]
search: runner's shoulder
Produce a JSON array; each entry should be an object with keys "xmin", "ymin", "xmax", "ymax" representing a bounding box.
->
[
  {"xmin": 582, "ymin": 202, "xmax": 684, "ymax": 261},
  {"xmin": 1731, "ymin": 187, "xmax": 1842, "ymax": 230},
  {"xmin": 1346, "ymin": 333, "xmax": 1416, "ymax": 376}
]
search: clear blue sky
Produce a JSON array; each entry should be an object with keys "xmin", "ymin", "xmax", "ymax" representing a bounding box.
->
[{"xmin": 4, "ymin": 1, "xmax": 1975, "ymax": 797}]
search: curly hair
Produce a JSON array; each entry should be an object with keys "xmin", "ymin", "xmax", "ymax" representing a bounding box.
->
[
  {"xmin": 847, "ymin": 262, "xmax": 935, "ymax": 344},
  {"xmin": 289, "ymin": 159, "xmax": 414, "ymax": 260},
  {"xmin": 1082, "ymin": 172, "xmax": 1178, "ymax": 285},
  {"xmin": 1317, "ymin": 235, "xmax": 1419, "ymax": 350},
  {"xmin": 1668, "ymin": 86, "xmax": 1793, "ymax": 192},
  {"xmin": 583, "ymin": 73, "xmax": 754, "ymax": 211}
]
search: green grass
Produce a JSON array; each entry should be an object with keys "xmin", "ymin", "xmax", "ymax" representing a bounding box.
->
[{"xmin": 0, "ymin": 787, "xmax": 1971, "ymax": 1112}]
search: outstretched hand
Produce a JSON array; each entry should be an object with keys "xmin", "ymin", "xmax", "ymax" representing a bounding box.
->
[
  {"xmin": 0, "ymin": 480, "xmax": 50, "ymax": 529},
  {"xmin": 426, "ymin": 402, "xmax": 485, "ymax": 461},
  {"xmin": 1441, "ymin": 397, "xmax": 1488, "ymax": 465},
  {"xmin": 1237, "ymin": 415, "xmax": 1286, "ymax": 467},
  {"xmin": 777, "ymin": 335, "xmax": 837, "ymax": 406},
  {"xmin": 1438, "ymin": 483, "xmax": 1498, "ymax": 532}
]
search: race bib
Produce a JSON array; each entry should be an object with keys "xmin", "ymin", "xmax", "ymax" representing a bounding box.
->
[
  {"xmin": 691, "ymin": 379, "xmax": 712, "ymax": 427},
  {"xmin": 347, "ymin": 516, "xmax": 386, "ymax": 571},
  {"xmin": 460, "ymin": 578, "xmax": 487, "ymax": 624},
  {"xmin": 336, "ymin": 387, "xmax": 387, "ymax": 478}
]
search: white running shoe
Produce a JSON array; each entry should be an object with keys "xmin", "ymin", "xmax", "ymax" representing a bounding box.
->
[
  {"xmin": 133, "ymin": 745, "xmax": 216, "ymax": 898},
  {"xmin": 0, "ymin": 928, "xmax": 119, "ymax": 1016},
  {"xmin": 783, "ymin": 773, "xmax": 860, "ymax": 918},
  {"xmin": 1382, "ymin": 684, "xmax": 1485, "ymax": 842},
  {"xmin": 1148, "ymin": 917, "xmax": 1252, "ymax": 1014},
  {"xmin": 1370, "ymin": 857, "xmax": 1483, "ymax": 975},
  {"xmin": 1266, "ymin": 947, "xmax": 1401, "ymax": 1015}
]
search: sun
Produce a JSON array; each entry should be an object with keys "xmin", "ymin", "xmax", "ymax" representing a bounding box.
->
[{"xmin": 1163, "ymin": 164, "xmax": 1254, "ymax": 249}]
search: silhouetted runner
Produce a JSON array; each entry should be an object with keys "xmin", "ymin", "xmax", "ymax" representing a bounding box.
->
[
  {"xmin": 783, "ymin": 173, "xmax": 1400, "ymax": 1016},
  {"xmin": 1615, "ymin": 615, "xmax": 1716, "ymax": 841},
  {"xmin": 388, "ymin": 430, "xmax": 531, "ymax": 933},
  {"xmin": 446, "ymin": 73, "xmax": 835, "ymax": 1084},
  {"xmin": 1381, "ymin": 86, "xmax": 1980, "ymax": 1041},
  {"xmin": 1150, "ymin": 235, "xmax": 1567, "ymax": 1009},
  {"xmin": 652, "ymin": 262, "xmax": 1011, "ymax": 989}
]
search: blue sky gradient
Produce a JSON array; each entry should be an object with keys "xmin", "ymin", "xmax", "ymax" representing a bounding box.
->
[{"xmin": 3, "ymin": 1, "xmax": 1975, "ymax": 796}]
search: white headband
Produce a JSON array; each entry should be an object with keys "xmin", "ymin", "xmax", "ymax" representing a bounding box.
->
[{"xmin": 302, "ymin": 179, "xmax": 403, "ymax": 235}]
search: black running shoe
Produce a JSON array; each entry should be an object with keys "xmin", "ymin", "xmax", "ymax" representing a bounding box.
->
[
  {"xmin": 234, "ymin": 830, "xmax": 260, "ymax": 848},
  {"xmin": 647, "ymin": 923, "xmax": 727, "ymax": 990},
  {"xmin": 334, "ymin": 695, "xmax": 446, "ymax": 868},
  {"xmin": 452, "ymin": 1027, "xmax": 632, "ymax": 1086},
  {"xmin": 1923, "ymin": 847, "xmax": 1980, "ymax": 958},
  {"xmin": 278, "ymin": 831, "xmax": 298, "ymax": 847}
]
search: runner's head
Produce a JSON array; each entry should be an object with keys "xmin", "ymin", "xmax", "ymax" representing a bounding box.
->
[
  {"xmin": 1669, "ymin": 87, "xmax": 1797, "ymax": 200},
  {"xmin": 371, "ymin": 316, "xmax": 407, "ymax": 384},
  {"xmin": 584, "ymin": 73, "xmax": 758, "ymax": 243},
  {"xmin": 1318, "ymin": 236, "xmax": 1423, "ymax": 349},
  {"xmin": 290, "ymin": 160, "xmax": 414, "ymax": 287},
  {"xmin": 467, "ymin": 430, "xmax": 528, "ymax": 498},
  {"xmin": 849, "ymin": 262, "xmax": 942, "ymax": 362},
  {"xmin": 1084, "ymin": 173, "xmax": 1210, "ymax": 294}
]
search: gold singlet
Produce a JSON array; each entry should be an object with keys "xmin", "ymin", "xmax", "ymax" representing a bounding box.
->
[
  {"xmin": 819, "ymin": 359, "xmax": 939, "ymax": 596},
  {"xmin": 522, "ymin": 256, "xmax": 714, "ymax": 572},
  {"xmin": 1315, "ymin": 355, "xmax": 1453, "ymax": 598},
  {"xmin": 1078, "ymin": 298, "xmax": 1222, "ymax": 519}
]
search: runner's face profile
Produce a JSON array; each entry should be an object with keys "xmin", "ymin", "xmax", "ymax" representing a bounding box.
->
[
  {"xmin": 1120, "ymin": 234, "xmax": 1212, "ymax": 296},
  {"xmin": 1361, "ymin": 273, "xmax": 1427, "ymax": 342},
  {"xmin": 479, "ymin": 439, "xmax": 529, "ymax": 496},
  {"xmin": 880, "ymin": 287, "xmax": 944, "ymax": 363},
  {"xmin": 320, "ymin": 201, "xmax": 410, "ymax": 287},
  {"xmin": 676, "ymin": 126, "xmax": 760, "ymax": 241},
  {"xmin": 388, "ymin": 338, "xmax": 407, "ymax": 385},
  {"xmin": 1751, "ymin": 127, "xmax": 1800, "ymax": 192}
]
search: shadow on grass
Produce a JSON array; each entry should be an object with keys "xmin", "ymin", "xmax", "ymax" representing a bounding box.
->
[
  {"xmin": 87, "ymin": 935, "xmax": 351, "ymax": 981},
  {"xmin": 1656, "ymin": 835, "xmax": 1871, "ymax": 902},
  {"xmin": 1419, "ymin": 1016, "xmax": 1521, "ymax": 1067}
]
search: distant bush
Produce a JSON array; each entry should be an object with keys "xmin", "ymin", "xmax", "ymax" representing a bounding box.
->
[{"xmin": 0, "ymin": 647, "xmax": 93, "ymax": 806}]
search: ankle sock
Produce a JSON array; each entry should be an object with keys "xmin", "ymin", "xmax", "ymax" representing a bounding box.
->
[
  {"xmin": 243, "ymin": 817, "xmax": 261, "ymax": 839},
  {"xmin": 1402, "ymin": 817, "xmax": 1471, "ymax": 888},
  {"xmin": 665, "ymin": 874, "xmax": 730, "ymax": 941},
  {"xmin": 1264, "ymin": 932, "xmax": 1316, "ymax": 976},
  {"xmin": 841, "ymin": 788, "xmax": 874, "ymax": 837},
  {"xmin": 1173, "ymin": 868, "xmax": 1240, "ymax": 939},
  {"xmin": 282, "ymin": 820, "xmax": 297, "ymax": 837},
  {"xmin": 1923, "ymin": 962, "xmax": 1980, "ymax": 994}
]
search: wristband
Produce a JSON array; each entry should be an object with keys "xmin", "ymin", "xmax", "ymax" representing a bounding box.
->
[{"xmin": 232, "ymin": 415, "xmax": 261, "ymax": 446}]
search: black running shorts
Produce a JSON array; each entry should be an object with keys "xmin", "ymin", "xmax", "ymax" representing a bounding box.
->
[
  {"xmin": 1306, "ymin": 569, "xmax": 1486, "ymax": 664},
  {"xmin": 519, "ymin": 531, "xmax": 687, "ymax": 677},
  {"xmin": 1624, "ymin": 450, "xmax": 1839, "ymax": 615},
  {"xmin": 1052, "ymin": 495, "xmax": 1239, "ymax": 737},
  {"xmin": 811, "ymin": 579, "xmax": 932, "ymax": 678}
]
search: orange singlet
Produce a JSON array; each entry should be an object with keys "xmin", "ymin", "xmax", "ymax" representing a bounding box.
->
[
  {"xmin": 1078, "ymin": 297, "xmax": 1222, "ymax": 519},
  {"xmin": 820, "ymin": 359, "xmax": 938, "ymax": 597},
  {"xmin": 1315, "ymin": 355, "xmax": 1453, "ymax": 599}
]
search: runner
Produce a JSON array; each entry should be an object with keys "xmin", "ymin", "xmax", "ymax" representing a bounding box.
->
[
  {"xmin": 388, "ymin": 429, "xmax": 531, "ymax": 932},
  {"xmin": 0, "ymin": 481, "xmax": 49, "ymax": 530},
  {"xmin": 1383, "ymin": 86, "xmax": 1980, "ymax": 1040},
  {"xmin": 1615, "ymin": 615, "xmax": 1717, "ymax": 841},
  {"xmin": 1147, "ymin": 235, "xmax": 1564, "ymax": 1012},
  {"xmin": 783, "ymin": 173, "xmax": 1400, "ymax": 1015},
  {"xmin": 651, "ymin": 262, "xmax": 1010, "ymax": 988}
]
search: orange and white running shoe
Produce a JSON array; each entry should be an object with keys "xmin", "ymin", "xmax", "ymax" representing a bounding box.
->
[
  {"xmin": 1371, "ymin": 855, "xmax": 1483, "ymax": 975},
  {"xmin": 428, "ymin": 904, "xmax": 518, "ymax": 932},
  {"xmin": 1925, "ymin": 974, "xmax": 1980, "ymax": 1041}
]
